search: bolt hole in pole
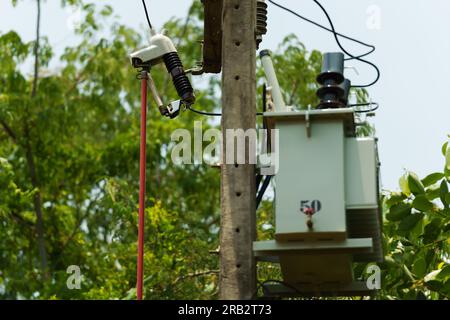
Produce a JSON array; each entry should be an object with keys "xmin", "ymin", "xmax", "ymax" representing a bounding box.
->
[
  {"xmin": 235, "ymin": 41, "xmax": 241, "ymax": 47},
  {"xmin": 234, "ymin": 4, "xmax": 240, "ymax": 9},
  {"xmin": 137, "ymin": 69, "xmax": 148, "ymax": 300},
  {"xmin": 235, "ymin": 75, "xmax": 240, "ymax": 80},
  {"xmin": 235, "ymin": 228, "xmax": 240, "ymax": 233},
  {"xmin": 236, "ymin": 192, "xmax": 242, "ymax": 197}
]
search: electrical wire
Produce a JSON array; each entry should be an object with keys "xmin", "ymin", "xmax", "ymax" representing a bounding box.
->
[
  {"xmin": 256, "ymin": 176, "xmax": 272, "ymax": 209},
  {"xmin": 256, "ymin": 174, "xmax": 263, "ymax": 195},
  {"xmin": 141, "ymin": 0, "xmax": 153, "ymax": 30},
  {"xmin": 349, "ymin": 102, "xmax": 379, "ymax": 113},
  {"xmin": 187, "ymin": 106, "xmax": 264, "ymax": 117},
  {"xmin": 188, "ymin": 103, "xmax": 379, "ymax": 116},
  {"xmin": 268, "ymin": 0, "xmax": 380, "ymax": 88},
  {"xmin": 312, "ymin": 0, "xmax": 380, "ymax": 88},
  {"xmin": 187, "ymin": 106, "xmax": 222, "ymax": 117},
  {"xmin": 267, "ymin": 0, "xmax": 375, "ymax": 60}
]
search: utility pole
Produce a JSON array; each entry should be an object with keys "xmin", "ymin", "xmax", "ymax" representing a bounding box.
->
[{"xmin": 220, "ymin": 0, "xmax": 257, "ymax": 299}]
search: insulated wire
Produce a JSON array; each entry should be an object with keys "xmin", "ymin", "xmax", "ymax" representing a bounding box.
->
[
  {"xmin": 267, "ymin": 0, "xmax": 375, "ymax": 60},
  {"xmin": 268, "ymin": 0, "xmax": 380, "ymax": 88},
  {"xmin": 187, "ymin": 106, "xmax": 222, "ymax": 117},
  {"xmin": 187, "ymin": 106, "xmax": 264, "ymax": 117},
  {"xmin": 312, "ymin": 0, "xmax": 380, "ymax": 88},
  {"xmin": 141, "ymin": 0, "xmax": 153, "ymax": 30},
  {"xmin": 256, "ymin": 176, "xmax": 272, "ymax": 209},
  {"xmin": 349, "ymin": 102, "xmax": 379, "ymax": 113}
]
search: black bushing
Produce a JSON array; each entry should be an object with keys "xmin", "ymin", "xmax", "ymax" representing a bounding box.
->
[
  {"xmin": 316, "ymin": 52, "xmax": 345, "ymax": 85},
  {"xmin": 163, "ymin": 52, "xmax": 195, "ymax": 105},
  {"xmin": 256, "ymin": 0, "xmax": 268, "ymax": 49},
  {"xmin": 317, "ymin": 85, "xmax": 346, "ymax": 109},
  {"xmin": 339, "ymin": 79, "xmax": 351, "ymax": 106},
  {"xmin": 316, "ymin": 52, "xmax": 346, "ymax": 109}
]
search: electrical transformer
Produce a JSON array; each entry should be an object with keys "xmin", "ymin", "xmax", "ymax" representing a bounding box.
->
[{"xmin": 254, "ymin": 51, "xmax": 383, "ymax": 297}]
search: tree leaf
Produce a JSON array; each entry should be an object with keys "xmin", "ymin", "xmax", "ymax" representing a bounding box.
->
[
  {"xmin": 444, "ymin": 223, "xmax": 450, "ymax": 233},
  {"xmin": 426, "ymin": 184, "xmax": 441, "ymax": 201},
  {"xmin": 386, "ymin": 203, "xmax": 411, "ymax": 221},
  {"xmin": 436, "ymin": 265, "xmax": 450, "ymax": 281},
  {"xmin": 423, "ymin": 218, "xmax": 442, "ymax": 244},
  {"xmin": 399, "ymin": 173, "xmax": 411, "ymax": 196},
  {"xmin": 422, "ymin": 172, "xmax": 444, "ymax": 187},
  {"xmin": 412, "ymin": 258, "xmax": 427, "ymax": 278},
  {"xmin": 443, "ymin": 141, "xmax": 449, "ymax": 157},
  {"xmin": 408, "ymin": 172, "xmax": 425, "ymax": 195},
  {"xmin": 426, "ymin": 280, "xmax": 443, "ymax": 291},
  {"xmin": 425, "ymin": 269, "xmax": 442, "ymax": 282},
  {"xmin": 416, "ymin": 291, "xmax": 427, "ymax": 300},
  {"xmin": 398, "ymin": 213, "xmax": 424, "ymax": 232},
  {"xmin": 443, "ymin": 279, "xmax": 450, "ymax": 295},
  {"xmin": 412, "ymin": 195, "xmax": 434, "ymax": 212},
  {"xmin": 386, "ymin": 192, "xmax": 407, "ymax": 207},
  {"xmin": 440, "ymin": 180, "xmax": 449, "ymax": 208},
  {"xmin": 446, "ymin": 143, "xmax": 450, "ymax": 171}
]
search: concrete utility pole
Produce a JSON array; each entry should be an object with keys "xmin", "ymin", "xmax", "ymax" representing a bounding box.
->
[{"xmin": 220, "ymin": 0, "xmax": 257, "ymax": 300}]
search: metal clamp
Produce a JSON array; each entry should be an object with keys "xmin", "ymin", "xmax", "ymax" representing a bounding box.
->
[{"xmin": 305, "ymin": 104, "xmax": 312, "ymax": 138}]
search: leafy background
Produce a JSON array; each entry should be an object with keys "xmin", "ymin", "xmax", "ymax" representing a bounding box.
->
[{"xmin": 0, "ymin": 0, "xmax": 449, "ymax": 299}]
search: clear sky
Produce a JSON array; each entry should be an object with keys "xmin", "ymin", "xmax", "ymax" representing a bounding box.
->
[{"xmin": 0, "ymin": 0, "xmax": 449, "ymax": 191}]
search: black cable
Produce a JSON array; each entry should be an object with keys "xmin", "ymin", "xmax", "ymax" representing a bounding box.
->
[
  {"xmin": 350, "ymin": 102, "xmax": 379, "ymax": 113},
  {"xmin": 187, "ymin": 106, "xmax": 222, "ymax": 117},
  {"xmin": 187, "ymin": 107, "xmax": 264, "ymax": 117},
  {"xmin": 188, "ymin": 104, "xmax": 379, "ymax": 116},
  {"xmin": 256, "ymin": 174, "xmax": 263, "ymax": 195},
  {"xmin": 268, "ymin": 0, "xmax": 380, "ymax": 88},
  {"xmin": 256, "ymin": 176, "xmax": 272, "ymax": 209},
  {"xmin": 255, "ymin": 84, "xmax": 269, "ymax": 201},
  {"xmin": 141, "ymin": 0, "xmax": 153, "ymax": 30},
  {"xmin": 267, "ymin": 0, "xmax": 375, "ymax": 60},
  {"xmin": 312, "ymin": 0, "xmax": 380, "ymax": 88}
]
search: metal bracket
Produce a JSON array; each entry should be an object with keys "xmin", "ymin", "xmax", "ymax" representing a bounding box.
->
[
  {"xmin": 148, "ymin": 73, "xmax": 183, "ymax": 119},
  {"xmin": 201, "ymin": 0, "xmax": 223, "ymax": 74},
  {"xmin": 305, "ymin": 105, "xmax": 312, "ymax": 138},
  {"xmin": 186, "ymin": 41, "xmax": 206, "ymax": 76}
]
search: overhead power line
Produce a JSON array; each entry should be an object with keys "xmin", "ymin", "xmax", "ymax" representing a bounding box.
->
[
  {"xmin": 141, "ymin": 0, "xmax": 153, "ymax": 30},
  {"xmin": 268, "ymin": 0, "xmax": 380, "ymax": 88}
]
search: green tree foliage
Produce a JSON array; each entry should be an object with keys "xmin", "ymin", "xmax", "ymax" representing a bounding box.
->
[
  {"xmin": 370, "ymin": 140, "xmax": 450, "ymax": 299},
  {"xmin": 0, "ymin": 1, "xmax": 219, "ymax": 299}
]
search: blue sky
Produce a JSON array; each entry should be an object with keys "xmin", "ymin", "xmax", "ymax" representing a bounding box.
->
[{"xmin": 1, "ymin": 0, "xmax": 449, "ymax": 191}]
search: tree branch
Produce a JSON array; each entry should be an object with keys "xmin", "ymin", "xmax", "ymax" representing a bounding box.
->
[
  {"xmin": 26, "ymin": 0, "xmax": 48, "ymax": 277},
  {"xmin": 10, "ymin": 210, "xmax": 35, "ymax": 227},
  {"xmin": 172, "ymin": 270, "xmax": 219, "ymax": 285},
  {"xmin": 288, "ymin": 79, "xmax": 300, "ymax": 106},
  {"xmin": 54, "ymin": 192, "xmax": 102, "ymax": 265},
  {"xmin": 0, "ymin": 119, "xmax": 17, "ymax": 143},
  {"xmin": 31, "ymin": 0, "xmax": 41, "ymax": 98}
]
